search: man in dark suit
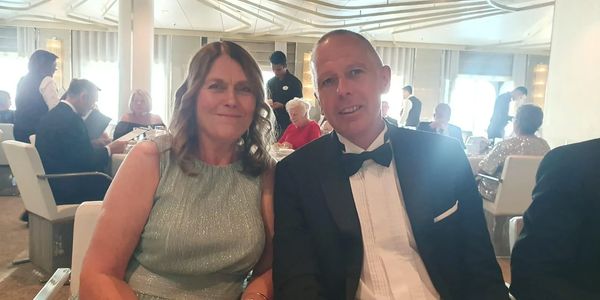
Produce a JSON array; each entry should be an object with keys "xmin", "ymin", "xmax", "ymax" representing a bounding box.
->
[
  {"xmin": 510, "ymin": 139, "xmax": 600, "ymax": 299},
  {"xmin": 400, "ymin": 85, "xmax": 421, "ymax": 127},
  {"xmin": 266, "ymin": 51, "xmax": 303, "ymax": 138},
  {"xmin": 487, "ymin": 86, "xmax": 527, "ymax": 140},
  {"xmin": 381, "ymin": 100, "xmax": 398, "ymax": 126},
  {"xmin": 417, "ymin": 103, "xmax": 465, "ymax": 148},
  {"xmin": 36, "ymin": 79, "xmax": 127, "ymax": 205},
  {"xmin": 273, "ymin": 30, "xmax": 507, "ymax": 300}
]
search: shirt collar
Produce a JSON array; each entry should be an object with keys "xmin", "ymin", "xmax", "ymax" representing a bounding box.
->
[
  {"xmin": 60, "ymin": 100, "xmax": 77, "ymax": 114},
  {"xmin": 338, "ymin": 124, "xmax": 388, "ymax": 154}
]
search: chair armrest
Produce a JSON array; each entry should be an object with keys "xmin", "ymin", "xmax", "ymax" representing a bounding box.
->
[
  {"xmin": 37, "ymin": 171, "xmax": 113, "ymax": 181},
  {"xmin": 34, "ymin": 268, "xmax": 70, "ymax": 300},
  {"xmin": 476, "ymin": 173, "xmax": 503, "ymax": 183}
]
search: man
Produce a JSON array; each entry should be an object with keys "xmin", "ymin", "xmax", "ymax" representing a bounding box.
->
[
  {"xmin": 273, "ymin": 30, "xmax": 507, "ymax": 299},
  {"xmin": 381, "ymin": 100, "xmax": 398, "ymax": 126},
  {"xmin": 36, "ymin": 79, "xmax": 127, "ymax": 205},
  {"xmin": 417, "ymin": 103, "xmax": 465, "ymax": 148},
  {"xmin": 0, "ymin": 90, "xmax": 15, "ymax": 124},
  {"xmin": 399, "ymin": 85, "xmax": 421, "ymax": 127},
  {"xmin": 510, "ymin": 139, "xmax": 600, "ymax": 299},
  {"xmin": 487, "ymin": 86, "xmax": 527, "ymax": 140},
  {"xmin": 266, "ymin": 51, "xmax": 302, "ymax": 137}
]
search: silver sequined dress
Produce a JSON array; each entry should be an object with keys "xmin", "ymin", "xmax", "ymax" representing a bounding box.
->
[
  {"xmin": 124, "ymin": 135, "xmax": 265, "ymax": 299},
  {"xmin": 478, "ymin": 135, "xmax": 550, "ymax": 201}
]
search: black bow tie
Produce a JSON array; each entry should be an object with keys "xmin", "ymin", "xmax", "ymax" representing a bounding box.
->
[{"xmin": 341, "ymin": 142, "xmax": 393, "ymax": 176}]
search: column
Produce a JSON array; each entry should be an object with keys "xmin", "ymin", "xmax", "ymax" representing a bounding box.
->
[
  {"xmin": 131, "ymin": 0, "xmax": 154, "ymax": 94},
  {"xmin": 118, "ymin": 0, "xmax": 132, "ymax": 118},
  {"xmin": 543, "ymin": 0, "xmax": 600, "ymax": 147}
]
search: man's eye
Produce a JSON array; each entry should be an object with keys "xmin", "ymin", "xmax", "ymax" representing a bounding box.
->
[{"xmin": 350, "ymin": 69, "xmax": 363, "ymax": 77}]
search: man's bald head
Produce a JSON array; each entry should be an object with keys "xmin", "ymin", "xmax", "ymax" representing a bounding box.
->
[{"xmin": 311, "ymin": 29, "xmax": 383, "ymax": 68}]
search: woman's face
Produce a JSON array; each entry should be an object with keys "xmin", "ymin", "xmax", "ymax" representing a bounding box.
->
[
  {"xmin": 196, "ymin": 55, "xmax": 256, "ymax": 145},
  {"xmin": 132, "ymin": 94, "xmax": 149, "ymax": 114},
  {"xmin": 288, "ymin": 106, "xmax": 308, "ymax": 126}
]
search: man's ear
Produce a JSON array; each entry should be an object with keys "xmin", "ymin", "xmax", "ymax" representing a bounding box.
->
[{"xmin": 379, "ymin": 65, "xmax": 392, "ymax": 94}]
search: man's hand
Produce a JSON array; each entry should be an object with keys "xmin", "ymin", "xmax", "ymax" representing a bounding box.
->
[
  {"xmin": 91, "ymin": 132, "xmax": 111, "ymax": 148},
  {"xmin": 107, "ymin": 140, "xmax": 128, "ymax": 154}
]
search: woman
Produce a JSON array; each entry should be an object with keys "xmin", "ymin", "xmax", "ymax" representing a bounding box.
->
[
  {"xmin": 14, "ymin": 49, "xmax": 60, "ymax": 142},
  {"xmin": 80, "ymin": 41, "xmax": 275, "ymax": 299},
  {"xmin": 113, "ymin": 89, "xmax": 165, "ymax": 140},
  {"xmin": 478, "ymin": 104, "xmax": 550, "ymax": 201},
  {"xmin": 276, "ymin": 98, "xmax": 320, "ymax": 150}
]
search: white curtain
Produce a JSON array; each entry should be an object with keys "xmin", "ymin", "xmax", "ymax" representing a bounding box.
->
[
  {"xmin": 16, "ymin": 27, "xmax": 36, "ymax": 57},
  {"xmin": 441, "ymin": 50, "xmax": 460, "ymax": 103},
  {"xmin": 71, "ymin": 30, "xmax": 118, "ymax": 78},
  {"xmin": 153, "ymin": 34, "xmax": 173, "ymax": 123},
  {"xmin": 376, "ymin": 46, "xmax": 415, "ymax": 118},
  {"xmin": 375, "ymin": 46, "xmax": 415, "ymax": 85}
]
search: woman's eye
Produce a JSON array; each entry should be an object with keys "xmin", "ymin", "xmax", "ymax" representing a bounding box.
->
[{"xmin": 208, "ymin": 83, "xmax": 224, "ymax": 90}]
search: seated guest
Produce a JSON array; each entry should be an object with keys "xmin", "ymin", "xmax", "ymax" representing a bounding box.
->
[
  {"xmin": 381, "ymin": 100, "xmax": 398, "ymax": 126},
  {"xmin": 112, "ymin": 89, "xmax": 164, "ymax": 140},
  {"xmin": 417, "ymin": 103, "xmax": 465, "ymax": 148},
  {"xmin": 35, "ymin": 79, "xmax": 127, "ymax": 205},
  {"xmin": 276, "ymin": 97, "xmax": 320, "ymax": 150},
  {"xmin": 84, "ymin": 106, "xmax": 112, "ymax": 147},
  {"xmin": 0, "ymin": 90, "xmax": 15, "ymax": 124},
  {"xmin": 510, "ymin": 138, "xmax": 600, "ymax": 299},
  {"xmin": 80, "ymin": 41, "xmax": 274, "ymax": 299},
  {"xmin": 477, "ymin": 104, "xmax": 550, "ymax": 201}
]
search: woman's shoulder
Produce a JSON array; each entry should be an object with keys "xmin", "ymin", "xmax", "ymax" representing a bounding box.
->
[{"xmin": 120, "ymin": 113, "xmax": 135, "ymax": 122}]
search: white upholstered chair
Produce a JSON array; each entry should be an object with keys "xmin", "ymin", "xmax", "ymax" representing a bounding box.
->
[
  {"xmin": 2, "ymin": 140, "xmax": 110, "ymax": 274},
  {"xmin": 478, "ymin": 155, "xmax": 542, "ymax": 256},
  {"xmin": 70, "ymin": 201, "xmax": 102, "ymax": 297}
]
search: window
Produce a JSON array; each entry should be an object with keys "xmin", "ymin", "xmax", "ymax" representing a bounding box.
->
[
  {"xmin": 381, "ymin": 75, "xmax": 405, "ymax": 120},
  {"xmin": 80, "ymin": 61, "xmax": 119, "ymax": 122},
  {"xmin": 449, "ymin": 76, "xmax": 497, "ymax": 137},
  {"xmin": 0, "ymin": 52, "xmax": 28, "ymax": 108},
  {"xmin": 151, "ymin": 63, "xmax": 168, "ymax": 122}
]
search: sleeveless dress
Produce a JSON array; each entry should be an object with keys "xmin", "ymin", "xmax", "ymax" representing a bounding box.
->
[{"xmin": 124, "ymin": 135, "xmax": 265, "ymax": 299}]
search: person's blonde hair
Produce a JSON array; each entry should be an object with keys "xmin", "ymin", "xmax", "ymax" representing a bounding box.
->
[
  {"xmin": 129, "ymin": 89, "xmax": 152, "ymax": 113},
  {"xmin": 170, "ymin": 41, "xmax": 274, "ymax": 177},
  {"xmin": 285, "ymin": 97, "xmax": 310, "ymax": 115}
]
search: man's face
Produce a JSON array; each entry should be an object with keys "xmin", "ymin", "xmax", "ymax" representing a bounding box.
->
[
  {"xmin": 76, "ymin": 90, "xmax": 98, "ymax": 116},
  {"xmin": 272, "ymin": 64, "xmax": 287, "ymax": 79},
  {"xmin": 313, "ymin": 34, "xmax": 390, "ymax": 147},
  {"xmin": 512, "ymin": 90, "xmax": 524, "ymax": 101},
  {"xmin": 434, "ymin": 109, "xmax": 451, "ymax": 125},
  {"xmin": 403, "ymin": 89, "xmax": 410, "ymax": 99},
  {"xmin": 381, "ymin": 101, "xmax": 390, "ymax": 117}
]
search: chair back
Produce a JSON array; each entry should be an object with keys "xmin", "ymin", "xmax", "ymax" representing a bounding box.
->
[
  {"xmin": 29, "ymin": 134, "xmax": 36, "ymax": 145},
  {"xmin": 509, "ymin": 216, "xmax": 524, "ymax": 253},
  {"xmin": 70, "ymin": 201, "xmax": 102, "ymax": 296},
  {"xmin": 0, "ymin": 123, "xmax": 14, "ymax": 165},
  {"xmin": 491, "ymin": 155, "xmax": 543, "ymax": 215},
  {"xmin": 2, "ymin": 140, "xmax": 57, "ymax": 219}
]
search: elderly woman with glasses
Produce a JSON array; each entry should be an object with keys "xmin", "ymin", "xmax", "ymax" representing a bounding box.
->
[{"xmin": 276, "ymin": 97, "xmax": 321, "ymax": 150}]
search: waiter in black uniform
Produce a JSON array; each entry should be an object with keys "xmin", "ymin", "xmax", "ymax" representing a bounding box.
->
[{"xmin": 266, "ymin": 51, "xmax": 303, "ymax": 138}]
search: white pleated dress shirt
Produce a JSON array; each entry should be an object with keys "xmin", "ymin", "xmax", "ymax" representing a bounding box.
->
[{"xmin": 338, "ymin": 125, "xmax": 439, "ymax": 300}]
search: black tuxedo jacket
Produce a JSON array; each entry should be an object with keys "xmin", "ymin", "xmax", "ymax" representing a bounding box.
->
[
  {"xmin": 417, "ymin": 121, "xmax": 465, "ymax": 149},
  {"xmin": 273, "ymin": 125, "xmax": 508, "ymax": 300},
  {"xmin": 510, "ymin": 138, "xmax": 600, "ymax": 299},
  {"xmin": 36, "ymin": 102, "xmax": 110, "ymax": 204}
]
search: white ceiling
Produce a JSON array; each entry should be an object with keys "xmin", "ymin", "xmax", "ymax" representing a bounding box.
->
[{"xmin": 0, "ymin": 0, "xmax": 554, "ymax": 51}]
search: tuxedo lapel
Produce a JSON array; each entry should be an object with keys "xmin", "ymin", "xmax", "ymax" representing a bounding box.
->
[
  {"xmin": 318, "ymin": 133, "xmax": 362, "ymax": 240},
  {"xmin": 388, "ymin": 126, "xmax": 435, "ymax": 238}
]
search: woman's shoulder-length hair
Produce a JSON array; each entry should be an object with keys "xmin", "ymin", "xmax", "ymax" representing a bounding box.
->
[{"xmin": 169, "ymin": 41, "xmax": 275, "ymax": 177}]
